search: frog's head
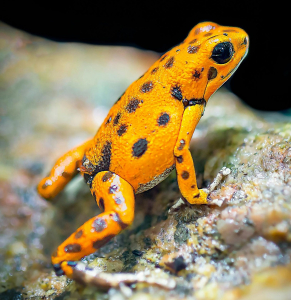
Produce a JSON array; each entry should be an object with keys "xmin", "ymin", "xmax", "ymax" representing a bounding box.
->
[{"xmin": 178, "ymin": 22, "xmax": 249, "ymax": 102}]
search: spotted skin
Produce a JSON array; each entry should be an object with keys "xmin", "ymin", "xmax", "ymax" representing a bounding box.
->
[
  {"xmin": 37, "ymin": 22, "xmax": 249, "ymax": 279},
  {"xmin": 51, "ymin": 172, "xmax": 134, "ymax": 269}
]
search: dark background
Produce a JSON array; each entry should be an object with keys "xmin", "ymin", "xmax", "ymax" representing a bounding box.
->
[{"xmin": 0, "ymin": 1, "xmax": 289, "ymax": 112}]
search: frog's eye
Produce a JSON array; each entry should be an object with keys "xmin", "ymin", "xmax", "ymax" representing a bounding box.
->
[{"xmin": 211, "ymin": 42, "xmax": 234, "ymax": 64}]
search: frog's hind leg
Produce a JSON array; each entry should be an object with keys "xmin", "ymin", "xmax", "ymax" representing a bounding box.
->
[
  {"xmin": 38, "ymin": 139, "xmax": 92, "ymax": 200},
  {"xmin": 51, "ymin": 171, "xmax": 135, "ymax": 278}
]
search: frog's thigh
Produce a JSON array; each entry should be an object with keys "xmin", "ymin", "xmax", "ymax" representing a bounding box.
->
[
  {"xmin": 51, "ymin": 171, "xmax": 135, "ymax": 278},
  {"xmin": 174, "ymin": 104, "xmax": 208, "ymax": 205},
  {"xmin": 38, "ymin": 139, "xmax": 92, "ymax": 200}
]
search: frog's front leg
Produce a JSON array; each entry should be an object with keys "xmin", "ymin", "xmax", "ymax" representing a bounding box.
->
[
  {"xmin": 51, "ymin": 171, "xmax": 135, "ymax": 278},
  {"xmin": 174, "ymin": 103, "xmax": 208, "ymax": 204},
  {"xmin": 38, "ymin": 139, "xmax": 92, "ymax": 200}
]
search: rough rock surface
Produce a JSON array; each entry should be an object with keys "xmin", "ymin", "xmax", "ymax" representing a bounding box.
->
[{"xmin": 0, "ymin": 22, "xmax": 291, "ymax": 300}]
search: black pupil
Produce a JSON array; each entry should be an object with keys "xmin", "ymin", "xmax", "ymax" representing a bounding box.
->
[{"xmin": 211, "ymin": 42, "xmax": 234, "ymax": 64}]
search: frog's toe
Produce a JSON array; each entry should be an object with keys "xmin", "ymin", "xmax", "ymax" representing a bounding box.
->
[
  {"xmin": 191, "ymin": 189, "xmax": 209, "ymax": 204},
  {"xmin": 52, "ymin": 261, "xmax": 78, "ymax": 278},
  {"xmin": 201, "ymin": 188, "xmax": 211, "ymax": 201},
  {"xmin": 52, "ymin": 263, "xmax": 65, "ymax": 276},
  {"xmin": 199, "ymin": 189, "xmax": 209, "ymax": 203}
]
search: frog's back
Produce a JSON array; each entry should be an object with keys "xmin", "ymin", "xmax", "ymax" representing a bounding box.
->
[
  {"xmin": 85, "ymin": 66, "xmax": 185, "ymax": 192},
  {"xmin": 84, "ymin": 22, "xmax": 249, "ymax": 192}
]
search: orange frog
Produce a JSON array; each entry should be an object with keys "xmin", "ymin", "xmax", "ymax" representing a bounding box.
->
[{"xmin": 38, "ymin": 22, "xmax": 249, "ymax": 278}]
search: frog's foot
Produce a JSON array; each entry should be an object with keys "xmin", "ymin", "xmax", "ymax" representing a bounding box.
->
[
  {"xmin": 53, "ymin": 261, "xmax": 76, "ymax": 278},
  {"xmin": 190, "ymin": 167, "xmax": 231, "ymax": 204},
  {"xmin": 174, "ymin": 167, "xmax": 231, "ymax": 206},
  {"xmin": 51, "ymin": 171, "xmax": 135, "ymax": 278},
  {"xmin": 191, "ymin": 167, "xmax": 230, "ymax": 203},
  {"xmin": 50, "ymin": 210, "xmax": 125, "ymax": 278},
  {"xmin": 169, "ymin": 189, "xmax": 208, "ymax": 212},
  {"xmin": 186, "ymin": 188, "xmax": 209, "ymax": 205}
]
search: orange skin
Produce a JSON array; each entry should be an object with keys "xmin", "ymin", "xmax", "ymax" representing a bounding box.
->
[{"xmin": 38, "ymin": 22, "xmax": 249, "ymax": 278}]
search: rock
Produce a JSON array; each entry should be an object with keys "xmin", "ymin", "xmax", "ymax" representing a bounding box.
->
[{"xmin": 1, "ymin": 22, "xmax": 291, "ymax": 299}]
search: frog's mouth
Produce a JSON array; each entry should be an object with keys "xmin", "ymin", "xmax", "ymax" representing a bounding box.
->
[
  {"xmin": 221, "ymin": 59, "xmax": 241, "ymax": 79},
  {"xmin": 221, "ymin": 64, "xmax": 239, "ymax": 80}
]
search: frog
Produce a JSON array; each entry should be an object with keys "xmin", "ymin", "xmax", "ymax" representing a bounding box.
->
[{"xmin": 37, "ymin": 21, "xmax": 249, "ymax": 279}]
